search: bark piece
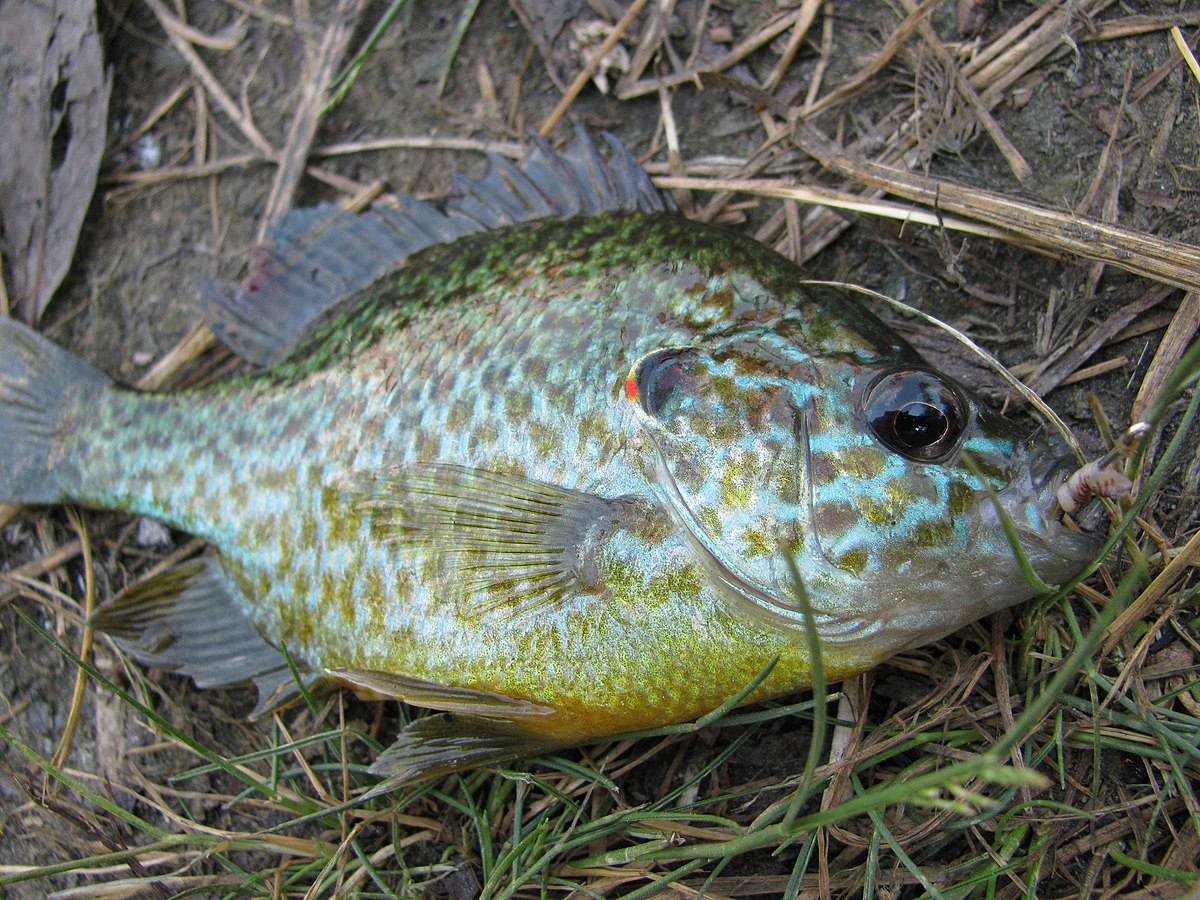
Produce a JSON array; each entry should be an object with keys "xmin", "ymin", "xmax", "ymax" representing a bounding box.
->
[{"xmin": 0, "ymin": 0, "xmax": 111, "ymax": 324}]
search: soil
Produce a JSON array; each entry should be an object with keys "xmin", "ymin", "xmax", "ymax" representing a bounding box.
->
[{"xmin": 1, "ymin": 0, "xmax": 1197, "ymax": 895}]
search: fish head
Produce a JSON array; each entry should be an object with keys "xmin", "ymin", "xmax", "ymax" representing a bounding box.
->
[{"xmin": 626, "ymin": 309, "xmax": 1100, "ymax": 659}]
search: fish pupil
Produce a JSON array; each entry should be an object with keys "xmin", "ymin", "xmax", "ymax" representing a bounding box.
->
[
  {"xmin": 892, "ymin": 402, "xmax": 949, "ymax": 449},
  {"xmin": 648, "ymin": 364, "xmax": 687, "ymax": 416}
]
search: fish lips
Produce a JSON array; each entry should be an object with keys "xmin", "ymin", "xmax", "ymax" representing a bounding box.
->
[{"xmin": 993, "ymin": 448, "xmax": 1104, "ymax": 582}]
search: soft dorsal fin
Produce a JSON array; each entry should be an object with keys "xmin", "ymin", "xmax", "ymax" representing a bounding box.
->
[
  {"xmin": 199, "ymin": 195, "xmax": 476, "ymax": 366},
  {"xmin": 200, "ymin": 127, "xmax": 675, "ymax": 366}
]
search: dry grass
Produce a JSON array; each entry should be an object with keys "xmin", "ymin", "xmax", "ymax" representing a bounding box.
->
[{"xmin": 1, "ymin": 0, "xmax": 1198, "ymax": 896}]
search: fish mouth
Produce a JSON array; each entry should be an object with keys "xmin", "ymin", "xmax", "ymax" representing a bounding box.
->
[
  {"xmin": 996, "ymin": 446, "xmax": 1104, "ymax": 574},
  {"xmin": 1031, "ymin": 453, "xmax": 1080, "ymax": 519},
  {"xmin": 1029, "ymin": 447, "xmax": 1076, "ymax": 496}
]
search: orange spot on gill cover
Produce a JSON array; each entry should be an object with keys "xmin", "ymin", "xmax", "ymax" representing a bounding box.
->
[{"xmin": 624, "ymin": 375, "xmax": 639, "ymax": 402}]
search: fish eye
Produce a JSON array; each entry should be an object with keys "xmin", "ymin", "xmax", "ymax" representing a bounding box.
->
[{"xmin": 861, "ymin": 369, "xmax": 966, "ymax": 462}]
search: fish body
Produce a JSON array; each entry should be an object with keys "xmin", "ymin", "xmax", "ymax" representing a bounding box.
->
[{"xmin": 0, "ymin": 134, "xmax": 1098, "ymax": 779}]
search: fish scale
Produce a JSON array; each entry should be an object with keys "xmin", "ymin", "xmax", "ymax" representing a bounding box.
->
[{"xmin": 0, "ymin": 133, "xmax": 1102, "ymax": 782}]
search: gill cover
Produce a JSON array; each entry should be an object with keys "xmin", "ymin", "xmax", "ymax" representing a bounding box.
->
[{"xmin": 625, "ymin": 342, "xmax": 871, "ymax": 637}]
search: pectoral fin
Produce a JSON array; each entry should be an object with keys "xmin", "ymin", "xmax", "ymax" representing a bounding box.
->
[
  {"xmin": 345, "ymin": 463, "xmax": 645, "ymax": 618},
  {"xmin": 90, "ymin": 557, "xmax": 316, "ymax": 717}
]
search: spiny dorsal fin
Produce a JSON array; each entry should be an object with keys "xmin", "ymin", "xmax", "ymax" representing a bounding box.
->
[
  {"xmin": 201, "ymin": 127, "xmax": 674, "ymax": 366},
  {"xmin": 90, "ymin": 557, "xmax": 314, "ymax": 717},
  {"xmin": 344, "ymin": 463, "xmax": 640, "ymax": 620},
  {"xmin": 447, "ymin": 131, "xmax": 671, "ymax": 225}
]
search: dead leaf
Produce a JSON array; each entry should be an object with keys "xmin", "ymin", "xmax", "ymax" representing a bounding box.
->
[{"xmin": 0, "ymin": 0, "xmax": 111, "ymax": 324}]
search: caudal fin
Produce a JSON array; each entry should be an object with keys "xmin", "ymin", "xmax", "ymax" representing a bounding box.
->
[{"xmin": 0, "ymin": 319, "xmax": 110, "ymax": 504}]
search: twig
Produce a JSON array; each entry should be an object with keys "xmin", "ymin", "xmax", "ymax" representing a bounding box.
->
[
  {"xmin": 1059, "ymin": 356, "xmax": 1128, "ymax": 387},
  {"xmin": 137, "ymin": 0, "xmax": 368, "ymax": 386},
  {"xmin": 48, "ymin": 513, "xmax": 95, "ymax": 774},
  {"xmin": 903, "ymin": 0, "xmax": 1031, "ymax": 182},
  {"xmin": 970, "ymin": 0, "xmax": 1118, "ymax": 105},
  {"xmin": 158, "ymin": 10, "xmax": 248, "ymax": 50},
  {"xmin": 108, "ymin": 135, "xmax": 529, "ymax": 190},
  {"xmin": 111, "ymin": 82, "xmax": 191, "ymax": 155},
  {"xmin": 960, "ymin": 0, "xmax": 1057, "ymax": 79},
  {"xmin": 106, "ymin": 153, "xmax": 263, "ymax": 186},
  {"xmin": 1025, "ymin": 285, "xmax": 1174, "ymax": 397},
  {"xmin": 259, "ymin": 0, "xmax": 368, "ymax": 239},
  {"xmin": 619, "ymin": 0, "xmax": 677, "ymax": 90},
  {"xmin": 136, "ymin": 323, "xmax": 219, "ymax": 391},
  {"xmin": 762, "ymin": 0, "xmax": 822, "ymax": 93},
  {"xmin": 316, "ymin": 135, "xmax": 524, "ymax": 158},
  {"xmin": 655, "ymin": 174, "xmax": 1023, "ymax": 240},
  {"xmin": 141, "ymin": 0, "xmax": 274, "ymax": 157},
  {"xmin": 791, "ymin": 124, "xmax": 1200, "ymax": 294},
  {"xmin": 802, "ymin": 7, "xmax": 834, "ymax": 109},
  {"xmin": 0, "ymin": 249, "xmax": 8, "ymax": 319},
  {"xmin": 1102, "ymin": 528, "xmax": 1200, "ymax": 657},
  {"xmin": 435, "ymin": 0, "xmax": 484, "ymax": 97},
  {"xmin": 1083, "ymin": 13, "xmax": 1200, "ymax": 42},
  {"xmin": 539, "ymin": 0, "xmax": 652, "ymax": 136},
  {"xmin": 303, "ymin": 166, "xmax": 373, "ymax": 197},
  {"xmin": 193, "ymin": 84, "xmax": 208, "ymax": 167},
  {"xmin": 219, "ymin": 0, "xmax": 294, "ymax": 28},
  {"xmin": 673, "ymin": 0, "xmax": 1116, "ymax": 273},
  {"xmin": 1133, "ymin": 292, "xmax": 1200, "ymax": 423},
  {"xmin": 1170, "ymin": 25, "xmax": 1200, "ymax": 85},
  {"xmin": 1078, "ymin": 69, "xmax": 1131, "ymax": 215},
  {"xmin": 802, "ymin": 0, "xmax": 941, "ymax": 116},
  {"xmin": 613, "ymin": 4, "xmax": 815, "ymax": 101},
  {"xmin": 1136, "ymin": 65, "xmax": 1182, "ymax": 192},
  {"xmin": 0, "ymin": 540, "xmax": 84, "ymax": 603},
  {"xmin": 1133, "ymin": 27, "xmax": 1199, "ymax": 101},
  {"xmin": 1082, "ymin": 141, "xmax": 1123, "ymax": 300}
]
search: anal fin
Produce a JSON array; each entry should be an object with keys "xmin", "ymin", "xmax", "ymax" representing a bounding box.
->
[
  {"xmin": 367, "ymin": 714, "xmax": 562, "ymax": 790},
  {"xmin": 90, "ymin": 557, "xmax": 313, "ymax": 717}
]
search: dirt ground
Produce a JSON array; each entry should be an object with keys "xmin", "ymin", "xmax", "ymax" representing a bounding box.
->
[{"xmin": 2, "ymin": 0, "xmax": 1198, "ymax": 896}]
